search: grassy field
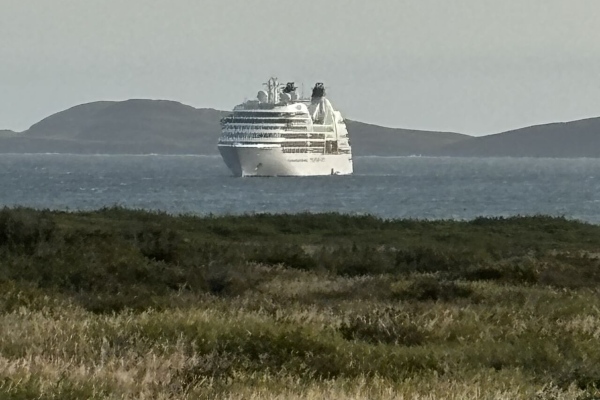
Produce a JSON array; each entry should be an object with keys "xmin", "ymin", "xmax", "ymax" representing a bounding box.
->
[{"xmin": 1, "ymin": 207, "xmax": 600, "ymax": 399}]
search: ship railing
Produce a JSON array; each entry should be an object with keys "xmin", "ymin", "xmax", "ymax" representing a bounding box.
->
[
  {"xmin": 282, "ymin": 148, "xmax": 326, "ymax": 154},
  {"xmin": 281, "ymin": 134, "xmax": 325, "ymax": 140},
  {"xmin": 281, "ymin": 141, "xmax": 327, "ymax": 147},
  {"xmin": 283, "ymin": 127, "xmax": 309, "ymax": 132},
  {"xmin": 220, "ymin": 137, "xmax": 283, "ymax": 143},
  {"xmin": 221, "ymin": 133, "xmax": 282, "ymax": 139},
  {"xmin": 282, "ymin": 148, "xmax": 309, "ymax": 154},
  {"xmin": 224, "ymin": 125, "xmax": 282, "ymax": 130}
]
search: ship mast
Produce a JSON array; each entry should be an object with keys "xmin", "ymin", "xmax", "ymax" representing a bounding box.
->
[{"xmin": 264, "ymin": 77, "xmax": 280, "ymax": 104}]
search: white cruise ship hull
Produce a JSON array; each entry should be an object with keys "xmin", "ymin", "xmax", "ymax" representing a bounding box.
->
[{"xmin": 219, "ymin": 144, "xmax": 353, "ymax": 177}]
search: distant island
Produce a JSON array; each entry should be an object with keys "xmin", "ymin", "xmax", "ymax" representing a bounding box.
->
[
  {"xmin": 1, "ymin": 99, "xmax": 599, "ymax": 157},
  {"xmin": 0, "ymin": 129, "xmax": 17, "ymax": 137}
]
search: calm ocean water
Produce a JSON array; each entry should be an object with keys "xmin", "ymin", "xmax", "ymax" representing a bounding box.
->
[{"xmin": 1, "ymin": 154, "xmax": 599, "ymax": 222}]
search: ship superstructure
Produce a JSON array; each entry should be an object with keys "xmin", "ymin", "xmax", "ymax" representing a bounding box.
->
[{"xmin": 218, "ymin": 78, "xmax": 353, "ymax": 177}]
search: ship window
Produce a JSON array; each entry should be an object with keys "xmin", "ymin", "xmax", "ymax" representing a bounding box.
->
[
  {"xmin": 232, "ymin": 112, "xmax": 290, "ymax": 118},
  {"xmin": 225, "ymin": 118, "xmax": 297, "ymax": 125}
]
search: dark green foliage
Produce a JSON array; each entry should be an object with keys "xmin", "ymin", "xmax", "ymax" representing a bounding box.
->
[
  {"xmin": 134, "ymin": 227, "xmax": 181, "ymax": 263},
  {"xmin": 461, "ymin": 257, "xmax": 539, "ymax": 285},
  {"xmin": 203, "ymin": 264, "xmax": 266, "ymax": 296},
  {"xmin": 463, "ymin": 267, "xmax": 505, "ymax": 281},
  {"xmin": 396, "ymin": 277, "xmax": 475, "ymax": 302},
  {"xmin": 1, "ymin": 207, "xmax": 600, "ymax": 312},
  {"xmin": 0, "ymin": 207, "xmax": 56, "ymax": 252},
  {"xmin": 394, "ymin": 246, "xmax": 483, "ymax": 273},
  {"xmin": 538, "ymin": 255, "xmax": 600, "ymax": 289},
  {"xmin": 250, "ymin": 244, "xmax": 317, "ymax": 270},
  {"xmin": 331, "ymin": 245, "xmax": 394, "ymax": 276}
]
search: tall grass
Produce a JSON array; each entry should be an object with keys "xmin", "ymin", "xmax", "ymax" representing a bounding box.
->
[{"xmin": 1, "ymin": 207, "xmax": 599, "ymax": 398}]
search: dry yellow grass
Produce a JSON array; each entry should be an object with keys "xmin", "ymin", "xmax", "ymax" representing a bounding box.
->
[{"xmin": 1, "ymin": 267, "xmax": 600, "ymax": 399}]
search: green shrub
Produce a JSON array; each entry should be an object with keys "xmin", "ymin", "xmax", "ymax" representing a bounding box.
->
[
  {"xmin": 203, "ymin": 264, "xmax": 264, "ymax": 297},
  {"xmin": 396, "ymin": 277, "xmax": 475, "ymax": 302},
  {"xmin": 328, "ymin": 246, "xmax": 394, "ymax": 276},
  {"xmin": 133, "ymin": 227, "xmax": 181, "ymax": 263},
  {"xmin": 538, "ymin": 255, "xmax": 600, "ymax": 289},
  {"xmin": 250, "ymin": 244, "xmax": 317, "ymax": 270},
  {"xmin": 394, "ymin": 247, "xmax": 484, "ymax": 273},
  {"xmin": 463, "ymin": 267, "xmax": 505, "ymax": 281},
  {"xmin": 462, "ymin": 257, "xmax": 539, "ymax": 285},
  {"xmin": 0, "ymin": 208, "xmax": 56, "ymax": 252}
]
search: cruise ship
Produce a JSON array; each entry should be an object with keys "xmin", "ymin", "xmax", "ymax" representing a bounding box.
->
[{"xmin": 218, "ymin": 78, "xmax": 353, "ymax": 177}]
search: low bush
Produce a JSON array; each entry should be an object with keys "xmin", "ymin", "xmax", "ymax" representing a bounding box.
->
[
  {"xmin": 395, "ymin": 277, "xmax": 475, "ymax": 302},
  {"xmin": 538, "ymin": 255, "xmax": 600, "ymax": 289},
  {"xmin": 203, "ymin": 263, "xmax": 266, "ymax": 297},
  {"xmin": 250, "ymin": 244, "xmax": 317, "ymax": 270},
  {"xmin": 0, "ymin": 208, "xmax": 56, "ymax": 252},
  {"xmin": 317, "ymin": 245, "xmax": 395, "ymax": 276},
  {"xmin": 394, "ymin": 247, "xmax": 475, "ymax": 273},
  {"xmin": 134, "ymin": 227, "xmax": 181, "ymax": 263}
]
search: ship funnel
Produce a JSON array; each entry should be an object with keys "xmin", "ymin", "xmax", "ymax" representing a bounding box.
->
[
  {"xmin": 311, "ymin": 83, "xmax": 325, "ymax": 102},
  {"xmin": 283, "ymin": 82, "xmax": 297, "ymax": 93}
]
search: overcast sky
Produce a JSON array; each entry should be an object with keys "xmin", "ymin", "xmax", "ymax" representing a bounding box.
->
[{"xmin": 1, "ymin": 0, "xmax": 599, "ymax": 135}]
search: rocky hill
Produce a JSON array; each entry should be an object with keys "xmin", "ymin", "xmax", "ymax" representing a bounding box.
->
[
  {"xmin": 346, "ymin": 120, "xmax": 468, "ymax": 156},
  {"xmin": 437, "ymin": 117, "xmax": 600, "ymax": 157},
  {"xmin": 4, "ymin": 100, "xmax": 226, "ymax": 154},
  {"xmin": 0, "ymin": 129, "xmax": 16, "ymax": 137},
  {"xmin": 0, "ymin": 100, "xmax": 469, "ymax": 156}
]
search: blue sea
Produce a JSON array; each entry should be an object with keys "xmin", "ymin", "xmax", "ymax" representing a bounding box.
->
[{"xmin": 1, "ymin": 154, "xmax": 599, "ymax": 222}]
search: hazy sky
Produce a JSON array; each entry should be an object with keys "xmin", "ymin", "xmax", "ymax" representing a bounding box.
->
[{"xmin": 1, "ymin": 0, "xmax": 599, "ymax": 135}]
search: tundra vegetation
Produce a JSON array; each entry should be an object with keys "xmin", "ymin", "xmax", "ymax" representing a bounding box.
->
[{"xmin": 1, "ymin": 207, "xmax": 600, "ymax": 399}]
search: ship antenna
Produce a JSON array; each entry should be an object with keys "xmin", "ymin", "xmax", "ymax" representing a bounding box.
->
[{"xmin": 263, "ymin": 77, "xmax": 279, "ymax": 103}]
